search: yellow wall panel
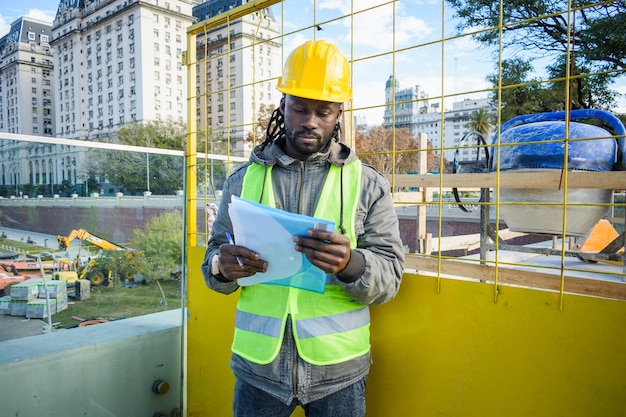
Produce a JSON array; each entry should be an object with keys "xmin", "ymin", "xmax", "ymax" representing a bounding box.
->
[{"xmin": 187, "ymin": 246, "xmax": 626, "ymax": 416}]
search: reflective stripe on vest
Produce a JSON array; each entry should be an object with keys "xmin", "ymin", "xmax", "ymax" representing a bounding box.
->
[{"xmin": 233, "ymin": 160, "xmax": 369, "ymax": 366}]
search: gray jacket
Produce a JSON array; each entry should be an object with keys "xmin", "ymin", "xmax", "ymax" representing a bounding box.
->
[{"xmin": 201, "ymin": 136, "xmax": 404, "ymax": 404}]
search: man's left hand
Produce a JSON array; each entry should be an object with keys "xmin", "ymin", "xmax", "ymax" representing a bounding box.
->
[{"xmin": 293, "ymin": 229, "xmax": 351, "ymax": 274}]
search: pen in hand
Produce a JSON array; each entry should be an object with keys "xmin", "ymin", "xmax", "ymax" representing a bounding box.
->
[{"xmin": 225, "ymin": 232, "xmax": 244, "ymax": 268}]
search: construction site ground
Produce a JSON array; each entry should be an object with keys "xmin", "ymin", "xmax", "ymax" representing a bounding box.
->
[{"xmin": 0, "ymin": 314, "xmax": 51, "ymax": 341}]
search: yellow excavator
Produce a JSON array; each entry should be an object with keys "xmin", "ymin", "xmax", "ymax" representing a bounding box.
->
[{"xmin": 56, "ymin": 229, "xmax": 141, "ymax": 286}]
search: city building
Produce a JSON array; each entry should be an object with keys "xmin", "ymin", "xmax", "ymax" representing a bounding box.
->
[
  {"xmin": 52, "ymin": 0, "xmax": 197, "ymax": 141},
  {"xmin": 0, "ymin": 17, "xmax": 55, "ymax": 194},
  {"xmin": 384, "ymin": 75, "xmax": 495, "ymax": 164},
  {"xmin": 192, "ymin": 0, "xmax": 280, "ymax": 156},
  {"xmin": 47, "ymin": 0, "xmax": 197, "ymax": 195}
]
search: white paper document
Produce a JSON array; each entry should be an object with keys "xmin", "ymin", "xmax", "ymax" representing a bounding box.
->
[{"xmin": 228, "ymin": 196, "xmax": 334, "ymax": 293}]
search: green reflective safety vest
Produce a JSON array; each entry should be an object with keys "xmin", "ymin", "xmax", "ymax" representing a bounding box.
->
[{"xmin": 233, "ymin": 160, "xmax": 370, "ymax": 366}]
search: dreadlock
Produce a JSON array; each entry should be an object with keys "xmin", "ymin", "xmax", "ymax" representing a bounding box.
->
[
  {"xmin": 258, "ymin": 106, "xmax": 284, "ymax": 151},
  {"xmin": 258, "ymin": 99, "xmax": 343, "ymax": 151}
]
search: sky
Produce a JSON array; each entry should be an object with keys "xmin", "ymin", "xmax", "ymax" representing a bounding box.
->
[
  {"xmin": 0, "ymin": 0, "xmax": 624, "ymax": 123},
  {"xmin": 0, "ymin": 2, "xmax": 55, "ymax": 33}
]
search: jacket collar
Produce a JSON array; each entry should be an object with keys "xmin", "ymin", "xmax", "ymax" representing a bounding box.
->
[{"xmin": 250, "ymin": 135, "xmax": 357, "ymax": 168}]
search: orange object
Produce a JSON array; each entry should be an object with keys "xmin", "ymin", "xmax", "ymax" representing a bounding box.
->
[{"xmin": 577, "ymin": 219, "xmax": 624, "ymax": 265}]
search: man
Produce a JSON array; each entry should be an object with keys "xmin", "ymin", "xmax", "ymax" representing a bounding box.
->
[{"xmin": 201, "ymin": 39, "xmax": 405, "ymax": 417}]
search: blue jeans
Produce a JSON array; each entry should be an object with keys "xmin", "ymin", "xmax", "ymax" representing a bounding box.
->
[{"xmin": 233, "ymin": 377, "xmax": 367, "ymax": 417}]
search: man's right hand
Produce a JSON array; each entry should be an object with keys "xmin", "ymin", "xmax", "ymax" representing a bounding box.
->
[{"xmin": 217, "ymin": 243, "xmax": 268, "ymax": 280}]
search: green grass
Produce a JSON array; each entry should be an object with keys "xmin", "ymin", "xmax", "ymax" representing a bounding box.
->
[
  {"xmin": 0, "ymin": 237, "xmax": 49, "ymax": 255},
  {"xmin": 0, "ymin": 237, "xmax": 183, "ymax": 328},
  {"xmin": 53, "ymin": 279, "xmax": 182, "ymax": 328}
]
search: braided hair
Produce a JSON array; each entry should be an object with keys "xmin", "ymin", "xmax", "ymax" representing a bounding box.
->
[
  {"xmin": 258, "ymin": 97, "xmax": 343, "ymax": 151},
  {"xmin": 258, "ymin": 105, "xmax": 285, "ymax": 151}
]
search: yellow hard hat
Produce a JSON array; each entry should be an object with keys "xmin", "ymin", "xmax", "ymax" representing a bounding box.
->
[{"xmin": 277, "ymin": 40, "xmax": 351, "ymax": 103}]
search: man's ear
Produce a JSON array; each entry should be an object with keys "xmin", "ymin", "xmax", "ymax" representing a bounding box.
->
[{"xmin": 279, "ymin": 96, "xmax": 286, "ymax": 115}]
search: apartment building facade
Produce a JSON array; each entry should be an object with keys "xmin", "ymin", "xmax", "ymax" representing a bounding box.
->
[
  {"xmin": 0, "ymin": 17, "xmax": 55, "ymax": 194},
  {"xmin": 384, "ymin": 75, "xmax": 495, "ymax": 164},
  {"xmin": 52, "ymin": 0, "xmax": 197, "ymax": 140},
  {"xmin": 43, "ymin": 0, "xmax": 197, "ymax": 195},
  {"xmin": 192, "ymin": 0, "xmax": 280, "ymax": 156}
]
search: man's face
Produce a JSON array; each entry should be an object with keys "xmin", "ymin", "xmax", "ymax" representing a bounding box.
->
[{"xmin": 280, "ymin": 95, "xmax": 342, "ymax": 160}]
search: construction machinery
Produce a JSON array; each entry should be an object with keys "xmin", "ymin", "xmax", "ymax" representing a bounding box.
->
[
  {"xmin": 57, "ymin": 228, "xmax": 131, "ymax": 252},
  {"xmin": 56, "ymin": 229, "xmax": 142, "ymax": 286},
  {"xmin": 0, "ymin": 271, "xmax": 27, "ymax": 296}
]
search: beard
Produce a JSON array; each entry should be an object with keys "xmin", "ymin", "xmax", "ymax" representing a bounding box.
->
[{"xmin": 284, "ymin": 128, "xmax": 334, "ymax": 157}]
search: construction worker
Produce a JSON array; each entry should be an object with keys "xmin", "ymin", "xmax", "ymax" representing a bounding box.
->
[{"xmin": 201, "ymin": 39, "xmax": 405, "ymax": 417}]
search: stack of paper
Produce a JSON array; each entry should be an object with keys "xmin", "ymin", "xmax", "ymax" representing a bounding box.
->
[{"xmin": 228, "ymin": 196, "xmax": 334, "ymax": 293}]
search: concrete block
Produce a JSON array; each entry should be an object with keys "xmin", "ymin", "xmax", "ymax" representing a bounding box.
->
[
  {"xmin": 74, "ymin": 280, "xmax": 91, "ymax": 301},
  {"xmin": 10, "ymin": 301, "xmax": 27, "ymax": 316},
  {"xmin": 10, "ymin": 280, "xmax": 39, "ymax": 302},
  {"xmin": 38, "ymin": 280, "xmax": 67, "ymax": 299},
  {"xmin": 55, "ymin": 295, "xmax": 68, "ymax": 313},
  {"xmin": 26, "ymin": 298, "xmax": 56, "ymax": 319},
  {"xmin": 0, "ymin": 296, "xmax": 10, "ymax": 315}
]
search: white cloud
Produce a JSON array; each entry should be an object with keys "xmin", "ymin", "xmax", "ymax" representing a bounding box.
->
[
  {"xmin": 0, "ymin": 14, "xmax": 11, "ymax": 36},
  {"xmin": 321, "ymin": 1, "xmax": 434, "ymax": 52},
  {"xmin": 24, "ymin": 8, "xmax": 55, "ymax": 24},
  {"xmin": 0, "ymin": 8, "xmax": 55, "ymax": 35}
]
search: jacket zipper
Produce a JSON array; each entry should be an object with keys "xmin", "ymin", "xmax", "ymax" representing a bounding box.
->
[
  {"xmin": 292, "ymin": 162, "xmax": 306, "ymax": 399},
  {"xmin": 298, "ymin": 161, "xmax": 306, "ymax": 214}
]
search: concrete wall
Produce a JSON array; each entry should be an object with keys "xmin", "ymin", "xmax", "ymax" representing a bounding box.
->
[
  {"xmin": 0, "ymin": 309, "xmax": 183, "ymax": 417},
  {"xmin": 0, "ymin": 197, "xmax": 543, "ymax": 254},
  {"xmin": 0, "ymin": 197, "xmax": 186, "ymax": 244}
]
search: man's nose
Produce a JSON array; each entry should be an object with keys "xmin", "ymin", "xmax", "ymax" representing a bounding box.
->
[{"xmin": 300, "ymin": 112, "xmax": 318, "ymax": 129}]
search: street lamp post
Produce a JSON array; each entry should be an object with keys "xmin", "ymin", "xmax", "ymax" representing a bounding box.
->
[{"xmin": 146, "ymin": 153, "xmax": 150, "ymax": 192}]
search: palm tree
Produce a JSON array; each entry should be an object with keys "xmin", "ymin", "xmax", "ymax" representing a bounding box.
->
[{"xmin": 466, "ymin": 108, "xmax": 493, "ymax": 135}]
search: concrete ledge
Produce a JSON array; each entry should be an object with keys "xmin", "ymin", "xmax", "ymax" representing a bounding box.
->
[
  {"xmin": 0, "ymin": 309, "xmax": 182, "ymax": 362},
  {"xmin": 0, "ymin": 309, "xmax": 184, "ymax": 417}
]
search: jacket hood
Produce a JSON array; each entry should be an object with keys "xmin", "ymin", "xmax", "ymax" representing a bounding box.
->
[{"xmin": 249, "ymin": 136, "xmax": 358, "ymax": 168}]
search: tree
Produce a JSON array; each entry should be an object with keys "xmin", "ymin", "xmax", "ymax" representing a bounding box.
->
[
  {"xmin": 448, "ymin": 0, "xmax": 625, "ymax": 113},
  {"xmin": 90, "ymin": 121, "xmax": 186, "ymax": 195},
  {"xmin": 196, "ymin": 130, "xmax": 230, "ymax": 194},
  {"xmin": 132, "ymin": 210, "xmax": 183, "ymax": 283},
  {"xmin": 486, "ymin": 58, "xmax": 564, "ymax": 122},
  {"xmin": 465, "ymin": 108, "xmax": 494, "ymax": 135},
  {"xmin": 356, "ymin": 126, "xmax": 449, "ymax": 176},
  {"xmin": 245, "ymin": 103, "xmax": 277, "ymax": 147},
  {"xmin": 118, "ymin": 120, "xmax": 187, "ymax": 150}
]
